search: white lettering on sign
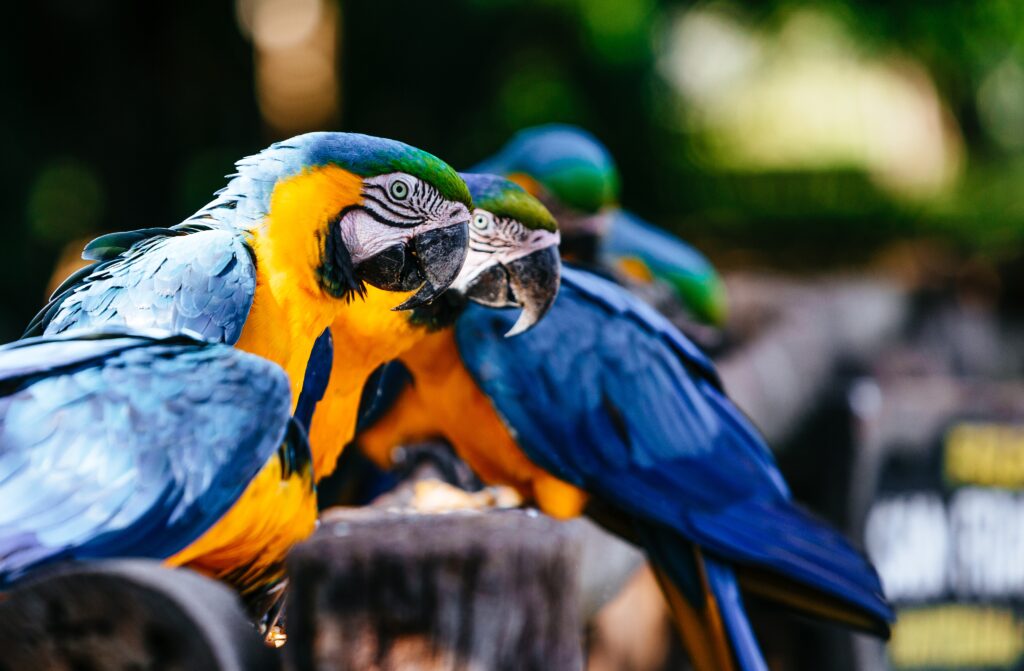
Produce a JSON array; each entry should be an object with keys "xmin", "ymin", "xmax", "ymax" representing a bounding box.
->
[
  {"xmin": 867, "ymin": 489, "xmax": 1024, "ymax": 603},
  {"xmin": 865, "ymin": 493, "xmax": 948, "ymax": 602},
  {"xmin": 950, "ymin": 488, "xmax": 1024, "ymax": 599}
]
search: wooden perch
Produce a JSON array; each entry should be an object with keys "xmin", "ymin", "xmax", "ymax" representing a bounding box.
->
[
  {"xmin": 0, "ymin": 559, "xmax": 278, "ymax": 671},
  {"xmin": 285, "ymin": 508, "xmax": 583, "ymax": 671}
]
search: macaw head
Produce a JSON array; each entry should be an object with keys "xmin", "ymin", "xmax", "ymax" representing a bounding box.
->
[
  {"xmin": 214, "ymin": 132, "xmax": 472, "ymax": 310},
  {"xmin": 450, "ymin": 173, "xmax": 561, "ymax": 336},
  {"xmin": 472, "ymin": 124, "xmax": 618, "ymax": 262}
]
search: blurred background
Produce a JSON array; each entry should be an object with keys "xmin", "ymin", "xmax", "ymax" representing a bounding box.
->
[{"xmin": 5, "ymin": 1, "xmax": 1024, "ymax": 669}]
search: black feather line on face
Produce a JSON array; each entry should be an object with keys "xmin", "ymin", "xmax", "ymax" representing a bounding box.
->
[
  {"xmin": 317, "ymin": 207, "xmax": 367, "ymax": 301},
  {"xmin": 358, "ymin": 194, "xmax": 425, "ymax": 228},
  {"xmin": 363, "ymin": 184, "xmax": 422, "ymax": 221}
]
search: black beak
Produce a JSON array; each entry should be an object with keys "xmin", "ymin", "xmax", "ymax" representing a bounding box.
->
[
  {"xmin": 393, "ymin": 223, "xmax": 469, "ymax": 311},
  {"xmin": 466, "ymin": 245, "xmax": 561, "ymax": 336},
  {"xmin": 354, "ymin": 223, "xmax": 469, "ymax": 308}
]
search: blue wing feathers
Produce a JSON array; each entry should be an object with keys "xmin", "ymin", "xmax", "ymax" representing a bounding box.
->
[
  {"xmin": 456, "ymin": 266, "xmax": 891, "ymax": 627},
  {"xmin": 26, "ymin": 226, "xmax": 256, "ymax": 344},
  {"xmin": 0, "ymin": 331, "xmax": 292, "ymax": 583}
]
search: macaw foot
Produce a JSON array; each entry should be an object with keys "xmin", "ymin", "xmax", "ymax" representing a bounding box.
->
[
  {"xmin": 250, "ymin": 577, "xmax": 288, "ymax": 647},
  {"xmin": 264, "ymin": 624, "xmax": 288, "ymax": 648},
  {"xmin": 410, "ymin": 479, "xmax": 524, "ymax": 513}
]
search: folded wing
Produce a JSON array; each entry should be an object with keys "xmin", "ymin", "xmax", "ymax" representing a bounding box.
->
[{"xmin": 0, "ymin": 330, "xmax": 290, "ymax": 583}]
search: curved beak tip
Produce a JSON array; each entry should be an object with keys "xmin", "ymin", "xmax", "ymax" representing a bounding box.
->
[
  {"xmin": 503, "ymin": 313, "xmax": 536, "ymax": 338},
  {"xmin": 503, "ymin": 246, "xmax": 561, "ymax": 337}
]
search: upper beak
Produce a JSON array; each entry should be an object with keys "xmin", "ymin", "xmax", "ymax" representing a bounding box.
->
[
  {"xmin": 504, "ymin": 246, "xmax": 560, "ymax": 336},
  {"xmin": 465, "ymin": 245, "xmax": 561, "ymax": 337},
  {"xmin": 392, "ymin": 222, "xmax": 470, "ymax": 311}
]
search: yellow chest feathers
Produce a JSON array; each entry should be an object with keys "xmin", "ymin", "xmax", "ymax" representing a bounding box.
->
[
  {"xmin": 232, "ymin": 164, "xmax": 368, "ymax": 403},
  {"xmin": 165, "ymin": 455, "xmax": 316, "ymax": 594}
]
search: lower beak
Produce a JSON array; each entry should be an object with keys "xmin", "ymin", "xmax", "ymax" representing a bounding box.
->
[
  {"xmin": 465, "ymin": 246, "xmax": 561, "ymax": 337},
  {"xmin": 393, "ymin": 222, "xmax": 469, "ymax": 311},
  {"xmin": 504, "ymin": 246, "xmax": 561, "ymax": 336}
]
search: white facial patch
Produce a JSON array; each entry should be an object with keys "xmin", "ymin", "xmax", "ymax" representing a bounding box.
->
[
  {"xmin": 339, "ymin": 173, "xmax": 470, "ymax": 264},
  {"xmin": 452, "ymin": 210, "xmax": 561, "ymax": 291}
]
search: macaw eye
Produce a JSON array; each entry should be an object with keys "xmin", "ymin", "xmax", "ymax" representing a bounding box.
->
[
  {"xmin": 472, "ymin": 213, "xmax": 491, "ymax": 231},
  {"xmin": 389, "ymin": 179, "xmax": 410, "ymax": 201}
]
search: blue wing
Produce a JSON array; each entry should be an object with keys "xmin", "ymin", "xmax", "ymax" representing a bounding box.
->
[
  {"xmin": 455, "ymin": 266, "xmax": 891, "ymax": 630},
  {"xmin": 0, "ymin": 330, "xmax": 291, "ymax": 583},
  {"xmin": 602, "ymin": 209, "xmax": 727, "ymax": 326},
  {"xmin": 26, "ymin": 225, "xmax": 255, "ymax": 344},
  {"xmin": 294, "ymin": 328, "xmax": 334, "ymax": 433}
]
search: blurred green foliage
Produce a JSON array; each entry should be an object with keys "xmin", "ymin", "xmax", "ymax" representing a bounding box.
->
[{"xmin": 3, "ymin": 0, "xmax": 1024, "ymax": 340}]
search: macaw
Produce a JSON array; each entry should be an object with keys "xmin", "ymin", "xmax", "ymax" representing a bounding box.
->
[
  {"xmin": 25, "ymin": 132, "xmax": 472, "ymax": 427},
  {"xmin": 355, "ymin": 265, "xmax": 892, "ymax": 671},
  {"xmin": 0, "ymin": 329, "xmax": 325, "ymax": 614},
  {"xmin": 17, "ymin": 133, "xmax": 473, "ymax": 601},
  {"xmin": 306, "ymin": 172, "xmax": 560, "ymax": 476},
  {"xmin": 474, "ymin": 123, "xmax": 727, "ymax": 326}
]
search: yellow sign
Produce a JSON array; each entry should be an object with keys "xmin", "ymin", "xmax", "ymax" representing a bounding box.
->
[
  {"xmin": 945, "ymin": 422, "xmax": 1024, "ymax": 488},
  {"xmin": 889, "ymin": 605, "xmax": 1024, "ymax": 668}
]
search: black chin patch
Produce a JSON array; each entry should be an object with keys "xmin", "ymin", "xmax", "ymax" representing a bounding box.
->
[{"xmin": 409, "ymin": 290, "xmax": 469, "ymax": 332}]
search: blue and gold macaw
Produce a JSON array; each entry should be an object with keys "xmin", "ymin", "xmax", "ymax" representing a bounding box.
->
[
  {"xmin": 0, "ymin": 329, "xmax": 324, "ymax": 613},
  {"xmin": 356, "ymin": 266, "xmax": 892, "ymax": 671},
  {"xmin": 473, "ymin": 123, "xmax": 727, "ymax": 326},
  {"xmin": 309, "ymin": 172, "xmax": 561, "ymax": 478},
  {"xmin": 25, "ymin": 132, "xmax": 473, "ymax": 479}
]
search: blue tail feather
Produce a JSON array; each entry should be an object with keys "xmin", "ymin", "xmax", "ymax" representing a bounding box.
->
[
  {"xmin": 703, "ymin": 556, "xmax": 768, "ymax": 671},
  {"xmin": 642, "ymin": 521, "xmax": 768, "ymax": 671}
]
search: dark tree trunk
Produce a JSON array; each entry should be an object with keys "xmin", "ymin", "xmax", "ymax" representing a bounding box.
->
[{"xmin": 285, "ymin": 508, "xmax": 583, "ymax": 671}]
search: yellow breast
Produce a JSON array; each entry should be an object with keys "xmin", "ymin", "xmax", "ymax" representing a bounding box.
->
[
  {"xmin": 232, "ymin": 164, "xmax": 365, "ymax": 405},
  {"xmin": 166, "ymin": 454, "xmax": 317, "ymax": 595}
]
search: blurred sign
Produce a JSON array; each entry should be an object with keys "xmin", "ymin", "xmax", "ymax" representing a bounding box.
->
[{"xmin": 866, "ymin": 417, "xmax": 1024, "ymax": 670}]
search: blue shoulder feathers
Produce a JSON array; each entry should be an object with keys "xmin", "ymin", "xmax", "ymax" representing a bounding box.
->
[{"xmin": 24, "ymin": 225, "xmax": 256, "ymax": 343}]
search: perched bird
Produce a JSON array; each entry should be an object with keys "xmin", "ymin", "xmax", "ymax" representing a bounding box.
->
[
  {"xmin": 0, "ymin": 330, "xmax": 322, "ymax": 612},
  {"xmin": 26, "ymin": 132, "xmax": 472, "ymax": 422},
  {"xmin": 306, "ymin": 173, "xmax": 560, "ymax": 476},
  {"xmin": 474, "ymin": 123, "xmax": 727, "ymax": 326},
  {"xmin": 355, "ymin": 266, "xmax": 892, "ymax": 671}
]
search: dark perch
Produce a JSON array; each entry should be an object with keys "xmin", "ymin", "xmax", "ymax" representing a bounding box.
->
[
  {"xmin": 0, "ymin": 559, "xmax": 279, "ymax": 671},
  {"xmin": 285, "ymin": 508, "xmax": 583, "ymax": 671}
]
